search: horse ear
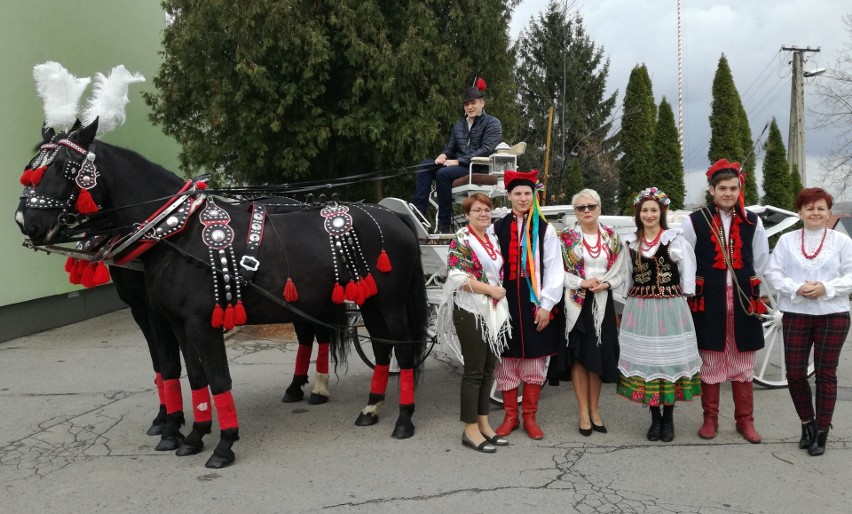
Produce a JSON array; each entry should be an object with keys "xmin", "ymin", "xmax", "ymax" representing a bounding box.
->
[
  {"xmin": 71, "ymin": 119, "xmax": 82, "ymax": 131},
  {"xmin": 41, "ymin": 124, "xmax": 55, "ymax": 142},
  {"xmin": 77, "ymin": 117, "xmax": 99, "ymax": 146}
]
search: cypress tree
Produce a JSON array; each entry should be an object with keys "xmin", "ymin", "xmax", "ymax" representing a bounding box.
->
[
  {"xmin": 789, "ymin": 163, "xmax": 805, "ymax": 204},
  {"xmin": 651, "ymin": 97, "xmax": 685, "ymax": 209},
  {"xmin": 618, "ymin": 64, "xmax": 656, "ymax": 214},
  {"xmin": 761, "ymin": 118, "xmax": 792, "ymax": 209}
]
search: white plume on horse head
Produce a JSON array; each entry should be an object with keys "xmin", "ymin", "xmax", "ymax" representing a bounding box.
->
[
  {"xmin": 32, "ymin": 61, "xmax": 91, "ymax": 131},
  {"xmin": 82, "ymin": 65, "xmax": 146, "ymax": 136}
]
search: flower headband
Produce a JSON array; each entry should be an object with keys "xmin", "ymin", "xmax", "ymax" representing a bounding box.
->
[{"xmin": 632, "ymin": 186, "xmax": 670, "ymax": 206}]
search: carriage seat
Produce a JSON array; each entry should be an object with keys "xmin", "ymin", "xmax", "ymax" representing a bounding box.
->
[{"xmin": 450, "ymin": 141, "xmax": 526, "ymax": 203}]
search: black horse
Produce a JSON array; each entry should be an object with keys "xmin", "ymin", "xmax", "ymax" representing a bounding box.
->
[{"xmin": 21, "ymin": 119, "xmax": 428, "ymax": 468}]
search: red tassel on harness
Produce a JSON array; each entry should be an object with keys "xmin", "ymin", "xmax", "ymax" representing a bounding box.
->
[
  {"xmin": 223, "ymin": 303, "xmax": 236, "ymax": 331},
  {"xmin": 211, "ymin": 304, "xmax": 224, "ymax": 328},
  {"xmin": 68, "ymin": 259, "xmax": 82, "ymax": 284},
  {"xmin": 80, "ymin": 262, "xmax": 97, "ymax": 288},
  {"xmin": 376, "ymin": 249, "xmax": 392, "ymax": 272},
  {"xmin": 354, "ymin": 280, "xmax": 366, "ymax": 305},
  {"xmin": 234, "ymin": 300, "xmax": 247, "ymax": 325},
  {"xmin": 19, "ymin": 168, "xmax": 33, "ymax": 186},
  {"xmin": 75, "ymin": 188, "xmax": 99, "ymax": 214},
  {"xmin": 364, "ymin": 273, "xmax": 377, "ymax": 297},
  {"xmin": 29, "ymin": 166, "xmax": 46, "ymax": 186},
  {"xmin": 332, "ymin": 282, "xmax": 345, "ymax": 304},
  {"xmin": 344, "ymin": 280, "xmax": 358, "ymax": 302},
  {"xmin": 91, "ymin": 262, "xmax": 110, "ymax": 286},
  {"xmin": 64, "ymin": 256, "xmax": 76, "ymax": 273},
  {"xmin": 283, "ymin": 277, "xmax": 298, "ymax": 302}
]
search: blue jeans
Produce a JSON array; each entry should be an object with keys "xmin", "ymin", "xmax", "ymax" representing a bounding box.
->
[{"xmin": 414, "ymin": 160, "xmax": 473, "ymax": 227}]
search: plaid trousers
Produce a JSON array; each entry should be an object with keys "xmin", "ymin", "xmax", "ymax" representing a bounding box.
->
[{"xmin": 782, "ymin": 311, "xmax": 850, "ymax": 430}]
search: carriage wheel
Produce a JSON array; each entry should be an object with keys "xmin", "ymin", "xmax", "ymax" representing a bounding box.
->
[
  {"xmin": 753, "ymin": 280, "xmax": 815, "ymax": 389},
  {"xmin": 348, "ymin": 305, "xmax": 438, "ymax": 373}
]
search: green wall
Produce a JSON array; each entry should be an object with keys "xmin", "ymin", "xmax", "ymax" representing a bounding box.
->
[{"xmin": 0, "ymin": 0, "xmax": 181, "ymax": 307}]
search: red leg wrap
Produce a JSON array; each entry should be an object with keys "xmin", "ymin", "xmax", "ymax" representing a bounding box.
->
[
  {"xmin": 370, "ymin": 364, "xmax": 390, "ymax": 395},
  {"xmin": 163, "ymin": 378, "xmax": 183, "ymax": 414},
  {"xmin": 316, "ymin": 343, "xmax": 330, "ymax": 374},
  {"xmin": 155, "ymin": 372, "xmax": 165, "ymax": 405},
  {"xmin": 191, "ymin": 388, "xmax": 213, "ymax": 423},
  {"xmin": 400, "ymin": 369, "xmax": 415, "ymax": 405},
  {"xmin": 294, "ymin": 343, "xmax": 312, "ymax": 376},
  {"xmin": 213, "ymin": 391, "xmax": 239, "ymax": 430}
]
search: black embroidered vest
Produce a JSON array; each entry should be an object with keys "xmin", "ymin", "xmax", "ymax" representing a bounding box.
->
[{"xmin": 628, "ymin": 242, "xmax": 682, "ymax": 298}]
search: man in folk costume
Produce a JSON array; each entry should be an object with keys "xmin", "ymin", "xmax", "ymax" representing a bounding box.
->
[
  {"xmin": 681, "ymin": 159, "xmax": 770, "ymax": 443},
  {"xmin": 493, "ymin": 170, "xmax": 564, "ymax": 439}
]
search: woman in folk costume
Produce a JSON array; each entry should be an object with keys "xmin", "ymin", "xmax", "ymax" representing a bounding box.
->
[
  {"xmin": 764, "ymin": 188, "xmax": 852, "ymax": 456},
  {"xmin": 436, "ymin": 193, "xmax": 512, "ymax": 453},
  {"xmin": 492, "ymin": 170, "xmax": 564, "ymax": 440},
  {"xmin": 616, "ymin": 187, "xmax": 702, "ymax": 442},
  {"xmin": 680, "ymin": 159, "xmax": 769, "ymax": 443},
  {"xmin": 561, "ymin": 189, "xmax": 626, "ymax": 436}
]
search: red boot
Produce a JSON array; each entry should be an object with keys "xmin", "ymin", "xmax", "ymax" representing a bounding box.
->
[
  {"xmin": 521, "ymin": 383, "xmax": 544, "ymax": 440},
  {"xmin": 495, "ymin": 388, "xmax": 520, "ymax": 437},
  {"xmin": 698, "ymin": 381, "xmax": 720, "ymax": 439},
  {"xmin": 732, "ymin": 380, "xmax": 761, "ymax": 443}
]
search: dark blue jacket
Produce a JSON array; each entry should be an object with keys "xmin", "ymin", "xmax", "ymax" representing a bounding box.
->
[{"xmin": 441, "ymin": 112, "xmax": 502, "ymax": 166}]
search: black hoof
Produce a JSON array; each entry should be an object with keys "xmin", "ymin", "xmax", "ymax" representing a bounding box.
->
[
  {"xmin": 175, "ymin": 440, "xmax": 204, "ymax": 456},
  {"xmin": 308, "ymin": 393, "xmax": 329, "ymax": 405},
  {"xmin": 146, "ymin": 423, "xmax": 164, "ymax": 436},
  {"xmin": 391, "ymin": 421, "xmax": 415, "ymax": 439},
  {"xmin": 355, "ymin": 412, "xmax": 379, "ymax": 426},
  {"xmin": 281, "ymin": 390, "xmax": 304, "ymax": 403},
  {"xmin": 204, "ymin": 450, "xmax": 235, "ymax": 469},
  {"xmin": 155, "ymin": 436, "xmax": 184, "ymax": 451}
]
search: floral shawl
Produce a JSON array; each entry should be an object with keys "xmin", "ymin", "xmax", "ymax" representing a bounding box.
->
[
  {"xmin": 561, "ymin": 223, "xmax": 625, "ymax": 344},
  {"xmin": 436, "ymin": 227, "xmax": 511, "ymax": 360}
]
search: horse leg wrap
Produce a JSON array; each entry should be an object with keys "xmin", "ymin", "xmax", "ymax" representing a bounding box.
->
[
  {"xmin": 191, "ymin": 388, "xmax": 213, "ymax": 424},
  {"xmin": 163, "ymin": 378, "xmax": 183, "ymax": 415},
  {"xmin": 205, "ymin": 428, "xmax": 240, "ymax": 469},
  {"xmin": 399, "ymin": 369, "xmax": 415, "ymax": 405},
  {"xmin": 155, "ymin": 411, "xmax": 186, "ymax": 451},
  {"xmin": 355, "ymin": 392, "xmax": 385, "ymax": 426},
  {"xmin": 391, "ymin": 404, "xmax": 416, "ymax": 440},
  {"xmin": 213, "ymin": 391, "xmax": 239, "ymax": 431},
  {"xmin": 294, "ymin": 343, "xmax": 312, "ymax": 376},
  {"xmin": 282, "ymin": 374, "xmax": 309, "ymax": 403},
  {"xmin": 316, "ymin": 342, "xmax": 330, "ymax": 374},
  {"xmin": 154, "ymin": 372, "xmax": 166, "ymax": 405},
  {"xmin": 370, "ymin": 364, "xmax": 391, "ymax": 395},
  {"xmin": 176, "ymin": 420, "xmax": 212, "ymax": 457},
  {"xmin": 308, "ymin": 373, "xmax": 330, "ymax": 405}
]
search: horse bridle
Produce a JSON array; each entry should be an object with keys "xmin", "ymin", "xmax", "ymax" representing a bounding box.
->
[{"xmin": 25, "ymin": 138, "xmax": 100, "ymax": 227}]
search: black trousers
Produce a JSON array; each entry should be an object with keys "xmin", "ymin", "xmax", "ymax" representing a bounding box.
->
[{"xmin": 455, "ymin": 307, "xmax": 498, "ymax": 423}]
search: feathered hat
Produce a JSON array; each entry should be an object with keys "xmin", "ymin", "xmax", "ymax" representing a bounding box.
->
[{"xmin": 462, "ymin": 76, "xmax": 487, "ymax": 103}]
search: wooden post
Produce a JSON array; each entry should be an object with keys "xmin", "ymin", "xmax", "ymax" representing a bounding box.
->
[{"xmin": 542, "ymin": 106, "xmax": 554, "ymax": 206}]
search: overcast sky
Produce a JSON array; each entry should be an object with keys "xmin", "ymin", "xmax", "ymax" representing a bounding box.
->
[{"xmin": 509, "ymin": 0, "xmax": 849, "ymax": 203}]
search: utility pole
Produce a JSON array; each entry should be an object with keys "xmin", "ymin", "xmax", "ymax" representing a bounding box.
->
[{"xmin": 782, "ymin": 45, "xmax": 820, "ymax": 186}]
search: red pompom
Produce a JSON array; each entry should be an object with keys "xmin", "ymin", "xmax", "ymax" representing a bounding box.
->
[
  {"xmin": 223, "ymin": 304, "xmax": 235, "ymax": 331},
  {"xmin": 332, "ymin": 282, "xmax": 345, "ymax": 304},
  {"xmin": 283, "ymin": 277, "xmax": 298, "ymax": 302},
  {"xmin": 29, "ymin": 166, "xmax": 46, "ymax": 187},
  {"xmin": 364, "ymin": 273, "xmax": 378, "ymax": 297},
  {"xmin": 211, "ymin": 304, "xmax": 224, "ymax": 328},
  {"xmin": 80, "ymin": 262, "xmax": 96, "ymax": 288},
  {"xmin": 234, "ymin": 300, "xmax": 247, "ymax": 325},
  {"xmin": 19, "ymin": 168, "xmax": 33, "ymax": 187},
  {"xmin": 475, "ymin": 77, "xmax": 486, "ymax": 92},
  {"xmin": 196, "ymin": 181, "xmax": 207, "ymax": 190},
  {"xmin": 92, "ymin": 262, "xmax": 111, "ymax": 286},
  {"xmin": 355, "ymin": 280, "xmax": 366, "ymax": 305},
  {"xmin": 67, "ymin": 258, "xmax": 82, "ymax": 284},
  {"xmin": 344, "ymin": 280, "xmax": 358, "ymax": 302},
  {"xmin": 376, "ymin": 249, "xmax": 392, "ymax": 272},
  {"xmin": 75, "ymin": 188, "xmax": 99, "ymax": 214},
  {"xmin": 65, "ymin": 256, "xmax": 76, "ymax": 272}
]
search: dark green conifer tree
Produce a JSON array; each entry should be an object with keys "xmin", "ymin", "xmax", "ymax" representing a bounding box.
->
[
  {"xmin": 761, "ymin": 118, "xmax": 792, "ymax": 209},
  {"xmin": 617, "ymin": 64, "xmax": 656, "ymax": 213},
  {"xmin": 651, "ymin": 97, "xmax": 685, "ymax": 209}
]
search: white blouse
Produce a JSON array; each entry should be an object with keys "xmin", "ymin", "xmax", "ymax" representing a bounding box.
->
[
  {"xmin": 764, "ymin": 228, "xmax": 852, "ymax": 315},
  {"xmin": 622, "ymin": 229, "xmax": 697, "ymax": 295}
]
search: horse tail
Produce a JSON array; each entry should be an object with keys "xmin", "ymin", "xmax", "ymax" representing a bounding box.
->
[{"xmin": 330, "ymin": 307, "xmax": 350, "ymax": 376}]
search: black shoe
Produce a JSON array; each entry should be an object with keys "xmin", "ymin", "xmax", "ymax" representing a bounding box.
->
[
  {"xmin": 808, "ymin": 429, "xmax": 829, "ymax": 456},
  {"xmin": 579, "ymin": 425, "xmax": 592, "ymax": 437},
  {"xmin": 463, "ymin": 432, "xmax": 496, "ymax": 453},
  {"xmin": 647, "ymin": 407, "xmax": 662, "ymax": 441},
  {"xmin": 482, "ymin": 432, "xmax": 509, "ymax": 446},
  {"xmin": 660, "ymin": 406, "xmax": 675, "ymax": 442},
  {"xmin": 591, "ymin": 422, "xmax": 607, "ymax": 434},
  {"xmin": 799, "ymin": 420, "xmax": 816, "ymax": 449}
]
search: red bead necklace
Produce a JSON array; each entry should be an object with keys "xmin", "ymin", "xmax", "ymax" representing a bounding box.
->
[
  {"xmin": 800, "ymin": 227, "xmax": 827, "ymax": 260},
  {"xmin": 583, "ymin": 229, "xmax": 603, "ymax": 259},
  {"xmin": 641, "ymin": 229, "xmax": 663, "ymax": 252},
  {"xmin": 469, "ymin": 226, "xmax": 498, "ymax": 260}
]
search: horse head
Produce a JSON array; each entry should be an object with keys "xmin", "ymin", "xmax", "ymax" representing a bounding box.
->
[{"xmin": 22, "ymin": 118, "xmax": 99, "ymax": 244}]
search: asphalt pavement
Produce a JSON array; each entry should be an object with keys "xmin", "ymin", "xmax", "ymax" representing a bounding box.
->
[{"xmin": 1, "ymin": 309, "xmax": 850, "ymax": 513}]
